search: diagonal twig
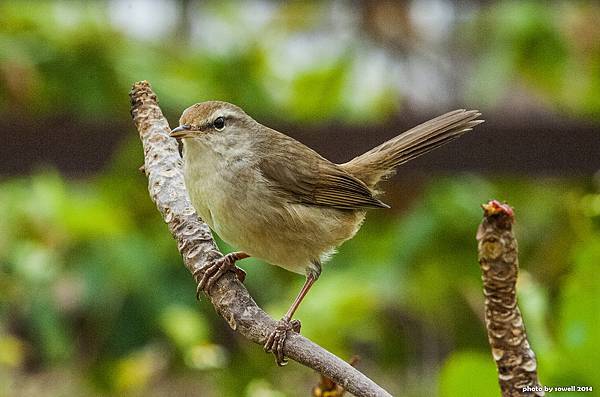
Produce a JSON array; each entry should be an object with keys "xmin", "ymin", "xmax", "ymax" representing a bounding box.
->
[
  {"xmin": 477, "ymin": 200, "xmax": 543, "ymax": 397},
  {"xmin": 129, "ymin": 81, "xmax": 393, "ymax": 397}
]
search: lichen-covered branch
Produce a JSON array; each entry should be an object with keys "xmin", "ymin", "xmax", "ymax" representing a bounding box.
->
[
  {"xmin": 476, "ymin": 200, "xmax": 543, "ymax": 397},
  {"xmin": 129, "ymin": 81, "xmax": 392, "ymax": 397}
]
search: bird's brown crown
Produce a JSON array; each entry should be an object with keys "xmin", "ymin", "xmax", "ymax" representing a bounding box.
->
[{"xmin": 179, "ymin": 101, "xmax": 246, "ymax": 126}]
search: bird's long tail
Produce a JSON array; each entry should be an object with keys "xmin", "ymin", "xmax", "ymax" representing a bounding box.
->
[{"xmin": 339, "ymin": 109, "xmax": 483, "ymax": 189}]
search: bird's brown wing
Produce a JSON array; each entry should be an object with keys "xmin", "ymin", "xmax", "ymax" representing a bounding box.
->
[{"xmin": 258, "ymin": 136, "xmax": 389, "ymax": 210}]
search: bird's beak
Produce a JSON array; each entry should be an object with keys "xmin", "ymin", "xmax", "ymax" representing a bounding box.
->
[{"xmin": 169, "ymin": 124, "xmax": 192, "ymax": 138}]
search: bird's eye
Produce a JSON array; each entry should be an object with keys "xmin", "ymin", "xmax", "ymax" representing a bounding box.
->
[{"xmin": 213, "ymin": 117, "xmax": 225, "ymax": 131}]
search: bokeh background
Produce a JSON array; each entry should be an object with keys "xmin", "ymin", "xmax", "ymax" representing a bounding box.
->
[{"xmin": 1, "ymin": 1, "xmax": 599, "ymax": 396}]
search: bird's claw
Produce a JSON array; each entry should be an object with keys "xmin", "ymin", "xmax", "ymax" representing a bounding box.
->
[
  {"xmin": 264, "ymin": 318, "xmax": 301, "ymax": 366},
  {"xmin": 193, "ymin": 254, "xmax": 246, "ymax": 299}
]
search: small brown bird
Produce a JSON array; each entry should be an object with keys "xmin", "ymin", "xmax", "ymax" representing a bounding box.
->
[{"xmin": 171, "ymin": 102, "xmax": 483, "ymax": 365}]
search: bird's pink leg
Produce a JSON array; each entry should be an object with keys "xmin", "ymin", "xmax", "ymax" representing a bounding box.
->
[{"xmin": 264, "ymin": 273, "xmax": 317, "ymax": 366}]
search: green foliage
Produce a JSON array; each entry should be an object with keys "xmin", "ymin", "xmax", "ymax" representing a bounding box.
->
[
  {"xmin": 0, "ymin": 2, "xmax": 397, "ymax": 124},
  {"xmin": 552, "ymin": 238, "xmax": 600, "ymax": 386},
  {"xmin": 4, "ymin": 2, "xmax": 598, "ymax": 124},
  {"xmin": 439, "ymin": 351, "xmax": 498, "ymax": 397},
  {"xmin": 468, "ymin": 2, "xmax": 600, "ymax": 117}
]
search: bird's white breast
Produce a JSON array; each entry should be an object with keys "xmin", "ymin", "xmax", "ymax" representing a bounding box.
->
[{"xmin": 182, "ymin": 138, "xmax": 249, "ymax": 232}]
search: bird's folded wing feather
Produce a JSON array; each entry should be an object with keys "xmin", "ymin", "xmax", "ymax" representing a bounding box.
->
[{"xmin": 258, "ymin": 141, "xmax": 389, "ymax": 210}]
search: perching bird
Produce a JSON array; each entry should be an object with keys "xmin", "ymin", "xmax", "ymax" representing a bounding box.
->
[{"xmin": 170, "ymin": 102, "xmax": 483, "ymax": 365}]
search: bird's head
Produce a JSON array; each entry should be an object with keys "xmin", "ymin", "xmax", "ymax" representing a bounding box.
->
[{"xmin": 170, "ymin": 101, "xmax": 258, "ymax": 151}]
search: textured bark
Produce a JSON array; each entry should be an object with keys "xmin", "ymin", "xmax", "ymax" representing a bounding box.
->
[
  {"xmin": 476, "ymin": 200, "xmax": 543, "ymax": 397},
  {"xmin": 312, "ymin": 356, "xmax": 360, "ymax": 396},
  {"xmin": 129, "ymin": 81, "xmax": 392, "ymax": 397}
]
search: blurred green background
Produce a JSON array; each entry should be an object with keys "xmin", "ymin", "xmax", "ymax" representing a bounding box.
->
[{"xmin": 1, "ymin": 1, "xmax": 599, "ymax": 396}]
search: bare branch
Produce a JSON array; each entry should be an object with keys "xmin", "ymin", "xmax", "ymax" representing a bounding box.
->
[
  {"xmin": 476, "ymin": 200, "xmax": 543, "ymax": 397},
  {"xmin": 129, "ymin": 81, "xmax": 393, "ymax": 397},
  {"xmin": 312, "ymin": 356, "xmax": 360, "ymax": 397}
]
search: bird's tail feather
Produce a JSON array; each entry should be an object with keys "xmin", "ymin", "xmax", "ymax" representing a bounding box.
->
[{"xmin": 339, "ymin": 110, "xmax": 483, "ymax": 189}]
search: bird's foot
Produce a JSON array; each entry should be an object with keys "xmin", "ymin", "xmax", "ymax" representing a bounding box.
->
[
  {"xmin": 193, "ymin": 253, "xmax": 247, "ymax": 298},
  {"xmin": 264, "ymin": 317, "xmax": 301, "ymax": 366}
]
